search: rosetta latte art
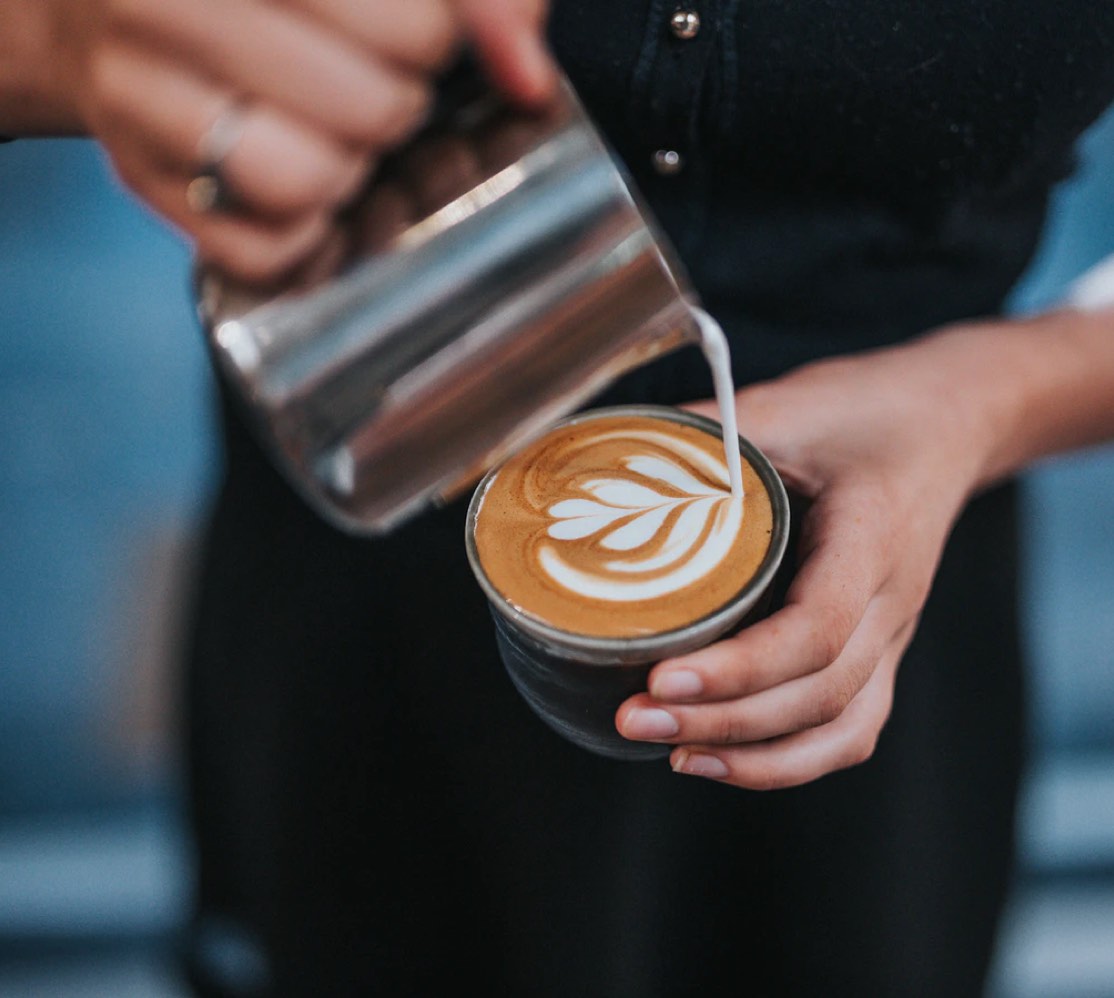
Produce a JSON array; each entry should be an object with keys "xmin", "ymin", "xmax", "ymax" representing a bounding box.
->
[{"xmin": 540, "ymin": 429, "xmax": 744, "ymax": 602}]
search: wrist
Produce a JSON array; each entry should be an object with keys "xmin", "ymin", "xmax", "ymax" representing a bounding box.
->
[
  {"xmin": 919, "ymin": 308, "xmax": 1114, "ymax": 489},
  {"xmin": 0, "ymin": 0, "xmax": 87, "ymax": 136}
]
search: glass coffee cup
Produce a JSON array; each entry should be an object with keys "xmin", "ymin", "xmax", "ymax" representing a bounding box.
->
[{"xmin": 465, "ymin": 404, "xmax": 791, "ymax": 761}]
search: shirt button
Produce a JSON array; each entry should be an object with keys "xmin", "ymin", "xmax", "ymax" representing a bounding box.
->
[
  {"xmin": 669, "ymin": 10, "xmax": 701, "ymax": 40},
  {"xmin": 651, "ymin": 149, "xmax": 684, "ymax": 176}
]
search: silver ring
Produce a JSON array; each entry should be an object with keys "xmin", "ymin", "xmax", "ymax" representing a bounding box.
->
[{"xmin": 186, "ymin": 102, "xmax": 246, "ymax": 214}]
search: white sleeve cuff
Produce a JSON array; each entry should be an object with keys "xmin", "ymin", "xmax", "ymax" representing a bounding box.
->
[{"xmin": 1066, "ymin": 253, "xmax": 1114, "ymax": 311}]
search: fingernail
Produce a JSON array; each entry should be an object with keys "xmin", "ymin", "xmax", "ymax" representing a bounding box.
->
[
  {"xmin": 652, "ymin": 669, "xmax": 703, "ymax": 701},
  {"xmin": 672, "ymin": 751, "xmax": 729, "ymax": 779},
  {"xmin": 622, "ymin": 707, "xmax": 679, "ymax": 740}
]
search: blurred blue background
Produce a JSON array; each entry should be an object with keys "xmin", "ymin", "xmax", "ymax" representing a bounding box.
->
[{"xmin": 1, "ymin": 107, "xmax": 1114, "ymax": 995}]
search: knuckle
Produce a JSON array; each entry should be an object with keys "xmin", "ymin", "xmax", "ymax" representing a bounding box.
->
[
  {"xmin": 197, "ymin": 227, "xmax": 286, "ymax": 285},
  {"xmin": 843, "ymin": 730, "xmax": 880, "ymax": 769},
  {"xmin": 253, "ymin": 152, "xmax": 363, "ymax": 216},
  {"xmin": 746, "ymin": 761, "xmax": 786, "ymax": 792},
  {"xmin": 805, "ymin": 607, "xmax": 850, "ymax": 670},
  {"xmin": 810, "ymin": 597, "xmax": 860, "ymax": 668},
  {"xmin": 260, "ymin": 181, "xmax": 320, "ymax": 218},
  {"xmin": 815, "ymin": 686, "xmax": 846, "ymax": 726},
  {"xmin": 195, "ymin": 236, "xmax": 250, "ymax": 282},
  {"xmin": 344, "ymin": 80, "xmax": 430, "ymax": 148},
  {"xmin": 710, "ymin": 711, "xmax": 748, "ymax": 746},
  {"xmin": 814, "ymin": 678, "xmax": 854, "ymax": 726}
]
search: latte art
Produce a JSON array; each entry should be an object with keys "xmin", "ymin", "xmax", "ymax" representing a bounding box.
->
[
  {"xmin": 474, "ymin": 414, "xmax": 774, "ymax": 638},
  {"xmin": 540, "ymin": 427, "xmax": 744, "ymax": 602}
]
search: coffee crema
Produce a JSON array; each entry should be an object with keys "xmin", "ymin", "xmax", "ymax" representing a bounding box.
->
[{"xmin": 473, "ymin": 414, "xmax": 774, "ymax": 638}]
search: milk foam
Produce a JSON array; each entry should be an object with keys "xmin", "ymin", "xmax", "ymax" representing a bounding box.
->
[{"xmin": 540, "ymin": 426, "xmax": 744, "ymax": 602}]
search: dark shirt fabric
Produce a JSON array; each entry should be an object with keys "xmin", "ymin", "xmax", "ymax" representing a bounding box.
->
[
  {"xmin": 185, "ymin": 4, "xmax": 1114, "ymax": 996},
  {"xmin": 550, "ymin": 0, "xmax": 1114, "ymax": 396}
]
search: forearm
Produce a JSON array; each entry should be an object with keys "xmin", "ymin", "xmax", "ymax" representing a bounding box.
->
[
  {"xmin": 0, "ymin": 0, "xmax": 85, "ymax": 135},
  {"xmin": 928, "ymin": 306, "xmax": 1114, "ymax": 488}
]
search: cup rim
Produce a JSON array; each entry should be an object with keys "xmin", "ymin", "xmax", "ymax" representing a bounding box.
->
[{"xmin": 464, "ymin": 404, "xmax": 791, "ymax": 663}]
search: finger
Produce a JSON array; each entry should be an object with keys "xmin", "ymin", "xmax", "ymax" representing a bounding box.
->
[
  {"xmin": 618, "ymin": 595, "xmax": 906, "ymax": 745},
  {"xmin": 111, "ymin": 0, "xmax": 431, "ymax": 147},
  {"xmin": 456, "ymin": 0, "xmax": 558, "ymax": 106},
  {"xmin": 109, "ymin": 148, "xmax": 333, "ymax": 283},
  {"xmin": 274, "ymin": 0, "xmax": 460, "ymax": 72},
  {"xmin": 91, "ymin": 46, "xmax": 368, "ymax": 219},
  {"xmin": 669, "ymin": 643, "xmax": 902, "ymax": 790},
  {"xmin": 647, "ymin": 488, "xmax": 888, "ymax": 703}
]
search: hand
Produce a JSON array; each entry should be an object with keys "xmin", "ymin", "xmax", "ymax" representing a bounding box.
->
[
  {"xmin": 30, "ymin": 0, "xmax": 553, "ymax": 281},
  {"xmin": 614, "ymin": 324, "xmax": 1009, "ymax": 789}
]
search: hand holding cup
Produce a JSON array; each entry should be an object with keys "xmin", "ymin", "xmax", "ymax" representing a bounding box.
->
[{"xmin": 616, "ymin": 330, "xmax": 1007, "ymax": 788}]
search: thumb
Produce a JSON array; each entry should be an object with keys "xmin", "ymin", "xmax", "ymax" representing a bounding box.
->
[{"xmin": 455, "ymin": 0, "xmax": 558, "ymax": 107}]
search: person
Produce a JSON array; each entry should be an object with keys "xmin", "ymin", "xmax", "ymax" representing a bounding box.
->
[{"xmin": 5, "ymin": 1, "xmax": 1114, "ymax": 994}]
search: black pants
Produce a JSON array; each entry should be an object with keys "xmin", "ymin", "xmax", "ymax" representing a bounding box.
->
[{"xmin": 184, "ymin": 418, "xmax": 1023, "ymax": 998}]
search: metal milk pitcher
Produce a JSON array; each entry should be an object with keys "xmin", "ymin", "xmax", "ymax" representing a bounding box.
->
[{"xmin": 195, "ymin": 66, "xmax": 701, "ymax": 534}]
